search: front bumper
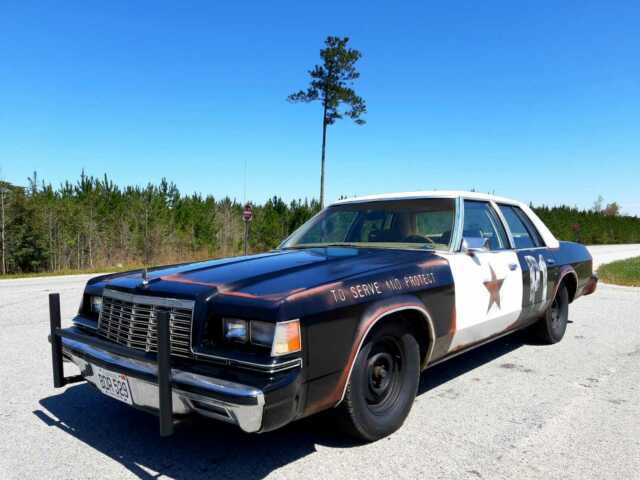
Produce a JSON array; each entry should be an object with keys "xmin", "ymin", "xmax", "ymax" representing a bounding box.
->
[
  {"xmin": 582, "ymin": 273, "xmax": 598, "ymax": 296},
  {"xmin": 61, "ymin": 336, "xmax": 265, "ymax": 433},
  {"xmin": 48, "ymin": 293, "xmax": 302, "ymax": 436}
]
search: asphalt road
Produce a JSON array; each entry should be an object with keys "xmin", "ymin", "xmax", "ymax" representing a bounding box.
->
[
  {"xmin": 587, "ymin": 243, "xmax": 640, "ymax": 269},
  {"xmin": 1, "ymin": 245, "xmax": 639, "ymax": 480}
]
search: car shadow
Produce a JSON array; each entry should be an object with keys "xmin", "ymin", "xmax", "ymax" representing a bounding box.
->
[
  {"xmin": 418, "ymin": 329, "xmax": 529, "ymax": 394},
  {"xmin": 35, "ymin": 330, "xmax": 531, "ymax": 479}
]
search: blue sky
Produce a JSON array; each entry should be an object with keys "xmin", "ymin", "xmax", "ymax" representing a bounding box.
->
[{"xmin": 1, "ymin": 1, "xmax": 639, "ymax": 214}]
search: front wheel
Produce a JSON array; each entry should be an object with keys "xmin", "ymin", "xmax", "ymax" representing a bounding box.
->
[
  {"xmin": 534, "ymin": 283, "xmax": 569, "ymax": 344},
  {"xmin": 336, "ymin": 321, "xmax": 420, "ymax": 442}
]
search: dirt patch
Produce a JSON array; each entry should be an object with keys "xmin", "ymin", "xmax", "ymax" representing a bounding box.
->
[{"xmin": 500, "ymin": 363, "xmax": 535, "ymax": 373}]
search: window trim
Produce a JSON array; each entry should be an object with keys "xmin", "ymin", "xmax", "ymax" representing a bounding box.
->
[
  {"xmin": 490, "ymin": 200, "xmax": 516, "ymax": 250},
  {"xmin": 450, "ymin": 196, "xmax": 464, "ymax": 253}
]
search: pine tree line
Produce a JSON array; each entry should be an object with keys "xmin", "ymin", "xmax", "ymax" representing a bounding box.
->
[
  {"xmin": 0, "ymin": 173, "xmax": 319, "ymax": 275},
  {"xmin": 533, "ymin": 204, "xmax": 640, "ymax": 245},
  {"xmin": 0, "ymin": 173, "xmax": 638, "ymax": 275}
]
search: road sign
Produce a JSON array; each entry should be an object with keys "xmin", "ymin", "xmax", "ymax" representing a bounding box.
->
[
  {"xmin": 243, "ymin": 203, "xmax": 253, "ymax": 222},
  {"xmin": 242, "ymin": 203, "xmax": 252, "ymax": 256}
]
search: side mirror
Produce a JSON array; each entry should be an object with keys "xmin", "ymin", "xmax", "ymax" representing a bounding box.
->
[{"xmin": 462, "ymin": 237, "xmax": 489, "ymax": 255}]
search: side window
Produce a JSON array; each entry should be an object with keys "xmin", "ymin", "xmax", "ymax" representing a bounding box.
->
[
  {"xmin": 462, "ymin": 201, "xmax": 509, "ymax": 250},
  {"xmin": 498, "ymin": 205, "xmax": 543, "ymax": 249}
]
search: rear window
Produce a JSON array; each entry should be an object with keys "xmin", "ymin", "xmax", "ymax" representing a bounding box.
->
[{"xmin": 498, "ymin": 205, "xmax": 544, "ymax": 249}]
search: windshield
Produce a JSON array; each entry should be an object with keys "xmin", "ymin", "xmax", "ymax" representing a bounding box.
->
[{"xmin": 282, "ymin": 198, "xmax": 456, "ymax": 251}]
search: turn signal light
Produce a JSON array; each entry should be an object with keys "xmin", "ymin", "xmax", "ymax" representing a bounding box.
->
[{"xmin": 272, "ymin": 319, "xmax": 302, "ymax": 356}]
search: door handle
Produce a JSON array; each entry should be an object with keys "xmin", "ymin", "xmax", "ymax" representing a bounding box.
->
[{"xmin": 509, "ymin": 262, "xmax": 518, "ymax": 271}]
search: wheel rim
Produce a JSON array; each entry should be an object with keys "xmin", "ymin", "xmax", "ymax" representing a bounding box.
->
[
  {"xmin": 364, "ymin": 337, "xmax": 403, "ymax": 414},
  {"xmin": 550, "ymin": 298, "xmax": 561, "ymax": 327},
  {"xmin": 550, "ymin": 294, "xmax": 567, "ymax": 333}
]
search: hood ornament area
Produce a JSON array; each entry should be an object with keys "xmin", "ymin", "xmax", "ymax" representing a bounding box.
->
[{"xmin": 141, "ymin": 267, "xmax": 149, "ymax": 286}]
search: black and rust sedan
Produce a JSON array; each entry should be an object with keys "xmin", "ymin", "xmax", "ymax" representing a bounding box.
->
[{"xmin": 49, "ymin": 191, "xmax": 597, "ymax": 441}]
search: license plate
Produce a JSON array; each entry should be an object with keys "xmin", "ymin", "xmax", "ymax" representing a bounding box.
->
[{"xmin": 94, "ymin": 366, "xmax": 133, "ymax": 405}]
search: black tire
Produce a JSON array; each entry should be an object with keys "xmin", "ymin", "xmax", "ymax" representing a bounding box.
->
[
  {"xmin": 336, "ymin": 321, "xmax": 420, "ymax": 442},
  {"xmin": 534, "ymin": 283, "xmax": 569, "ymax": 344}
]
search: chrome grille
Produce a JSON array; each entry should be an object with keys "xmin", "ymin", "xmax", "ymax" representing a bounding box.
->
[{"xmin": 97, "ymin": 289, "xmax": 194, "ymax": 358}]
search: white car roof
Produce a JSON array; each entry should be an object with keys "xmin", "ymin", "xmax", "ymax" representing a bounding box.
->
[
  {"xmin": 331, "ymin": 190, "xmax": 559, "ymax": 249},
  {"xmin": 332, "ymin": 190, "xmax": 520, "ymax": 206}
]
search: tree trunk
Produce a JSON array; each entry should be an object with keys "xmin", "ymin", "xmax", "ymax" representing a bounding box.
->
[{"xmin": 320, "ymin": 102, "xmax": 328, "ymax": 209}]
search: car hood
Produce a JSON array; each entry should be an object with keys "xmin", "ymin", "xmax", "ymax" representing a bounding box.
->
[{"xmin": 100, "ymin": 247, "xmax": 440, "ymax": 304}]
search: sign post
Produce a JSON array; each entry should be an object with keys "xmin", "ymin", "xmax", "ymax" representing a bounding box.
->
[{"xmin": 242, "ymin": 203, "xmax": 253, "ymax": 256}]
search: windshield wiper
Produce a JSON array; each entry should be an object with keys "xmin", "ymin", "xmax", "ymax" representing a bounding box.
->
[
  {"xmin": 282, "ymin": 242, "xmax": 440, "ymax": 251},
  {"xmin": 281, "ymin": 242, "xmax": 360, "ymax": 250},
  {"xmin": 319, "ymin": 242, "xmax": 361, "ymax": 247}
]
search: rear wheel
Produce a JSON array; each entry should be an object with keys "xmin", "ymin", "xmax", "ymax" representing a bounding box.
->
[
  {"xmin": 336, "ymin": 321, "xmax": 420, "ymax": 442},
  {"xmin": 535, "ymin": 283, "xmax": 569, "ymax": 344}
]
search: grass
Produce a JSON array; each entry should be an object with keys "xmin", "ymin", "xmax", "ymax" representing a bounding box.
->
[
  {"xmin": 0, "ymin": 255, "xmax": 216, "ymax": 280},
  {"xmin": 0, "ymin": 265, "xmax": 139, "ymax": 280},
  {"xmin": 598, "ymin": 256, "xmax": 640, "ymax": 287}
]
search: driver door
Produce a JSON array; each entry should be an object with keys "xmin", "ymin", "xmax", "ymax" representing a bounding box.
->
[{"xmin": 446, "ymin": 200, "xmax": 523, "ymax": 350}]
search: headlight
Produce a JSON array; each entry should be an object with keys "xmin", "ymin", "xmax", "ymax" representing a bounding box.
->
[
  {"xmin": 222, "ymin": 318, "xmax": 301, "ymax": 356},
  {"xmin": 222, "ymin": 318, "xmax": 248, "ymax": 343},
  {"xmin": 90, "ymin": 296, "xmax": 103, "ymax": 315},
  {"xmin": 250, "ymin": 321, "xmax": 275, "ymax": 347}
]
